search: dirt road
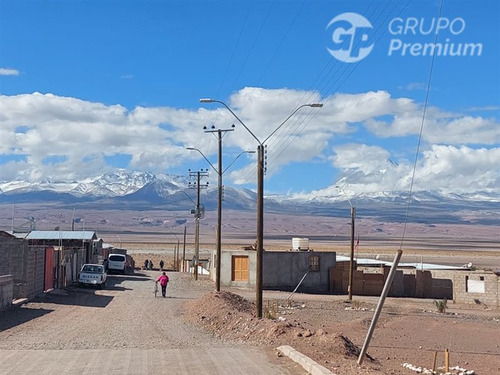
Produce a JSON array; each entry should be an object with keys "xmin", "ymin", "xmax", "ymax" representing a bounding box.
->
[{"xmin": 0, "ymin": 271, "xmax": 300, "ymax": 375}]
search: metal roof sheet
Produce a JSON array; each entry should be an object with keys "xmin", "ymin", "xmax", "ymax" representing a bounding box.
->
[
  {"xmin": 336, "ymin": 256, "xmax": 469, "ymax": 270},
  {"xmin": 26, "ymin": 231, "xmax": 97, "ymax": 241}
]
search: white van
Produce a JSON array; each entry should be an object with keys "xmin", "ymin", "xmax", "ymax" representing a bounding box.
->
[{"xmin": 107, "ymin": 253, "xmax": 127, "ymax": 274}]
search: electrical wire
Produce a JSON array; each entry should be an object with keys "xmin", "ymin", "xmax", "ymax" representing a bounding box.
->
[
  {"xmin": 266, "ymin": 0, "xmax": 413, "ymax": 174},
  {"xmin": 398, "ymin": 0, "xmax": 444, "ymax": 250},
  {"xmin": 237, "ymin": 0, "xmax": 412, "ymax": 184}
]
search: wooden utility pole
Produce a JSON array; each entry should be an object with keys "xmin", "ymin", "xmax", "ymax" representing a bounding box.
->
[
  {"xmin": 182, "ymin": 226, "xmax": 186, "ymax": 272},
  {"xmin": 348, "ymin": 206, "xmax": 356, "ymax": 300},
  {"xmin": 256, "ymin": 145, "xmax": 264, "ymax": 318},
  {"xmin": 202, "ymin": 126, "xmax": 234, "ymax": 291},
  {"xmin": 188, "ymin": 170, "xmax": 208, "ymax": 280}
]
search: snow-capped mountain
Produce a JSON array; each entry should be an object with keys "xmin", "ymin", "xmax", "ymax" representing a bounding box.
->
[
  {"xmin": 0, "ymin": 169, "xmax": 187, "ymax": 198},
  {"xmin": 70, "ymin": 170, "xmax": 157, "ymax": 197},
  {"xmin": 0, "ymin": 169, "xmax": 498, "ymax": 225}
]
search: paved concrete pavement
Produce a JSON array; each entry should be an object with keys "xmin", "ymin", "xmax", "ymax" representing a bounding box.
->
[{"xmin": 0, "ymin": 347, "xmax": 291, "ymax": 375}]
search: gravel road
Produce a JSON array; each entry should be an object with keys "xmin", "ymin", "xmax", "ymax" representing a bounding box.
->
[{"xmin": 0, "ymin": 271, "xmax": 301, "ymax": 374}]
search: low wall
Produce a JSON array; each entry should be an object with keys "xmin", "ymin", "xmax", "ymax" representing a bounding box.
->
[
  {"xmin": 330, "ymin": 264, "xmax": 453, "ymax": 299},
  {"xmin": 0, "ymin": 275, "xmax": 13, "ymax": 311}
]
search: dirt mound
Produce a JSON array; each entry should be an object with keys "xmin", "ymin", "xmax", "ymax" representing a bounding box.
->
[{"xmin": 184, "ymin": 291, "xmax": 378, "ymax": 373}]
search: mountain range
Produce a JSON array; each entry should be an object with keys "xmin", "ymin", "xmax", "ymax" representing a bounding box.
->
[{"xmin": 0, "ymin": 170, "xmax": 498, "ymax": 225}]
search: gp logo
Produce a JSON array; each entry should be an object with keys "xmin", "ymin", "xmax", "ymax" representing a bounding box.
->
[{"xmin": 326, "ymin": 12, "xmax": 374, "ymax": 63}]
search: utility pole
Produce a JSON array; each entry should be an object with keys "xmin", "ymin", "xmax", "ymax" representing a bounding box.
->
[
  {"xmin": 348, "ymin": 206, "xmax": 356, "ymax": 300},
  {"xmin": 188, "ymin": 169, "xmax": 209, "ymax": 280},
  {"xmin": 199, "ymin": 98, "xmax": 323, "ymax": 318},
  {"xmin": 203, "ymin": 125, "xmax": 234, "ymax": 291},
  {"xmin": 256, "ymin": 145, "xmax": 264, "ymax": 317},
  {"xmin": 336, "ymin": 184, "xmax": 357, "ymax": 301},
  {"xmin": 182, "ymin": 226, "xmax": 186, "ymax": 272}
]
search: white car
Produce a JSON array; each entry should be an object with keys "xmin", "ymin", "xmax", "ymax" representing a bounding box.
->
[{"xmin": 78, "ymin": 264, "xmax": 107, "ymax": 289}]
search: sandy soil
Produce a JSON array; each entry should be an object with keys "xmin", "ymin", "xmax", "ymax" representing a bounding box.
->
[{"xmin": 184, "ymin": 289, "xmax": 500, "ymax": 374}]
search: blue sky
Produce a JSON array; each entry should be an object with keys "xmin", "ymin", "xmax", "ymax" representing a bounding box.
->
[{"xmin": 1, "ymin": 0, "xmax": 499, "ymax": 197}]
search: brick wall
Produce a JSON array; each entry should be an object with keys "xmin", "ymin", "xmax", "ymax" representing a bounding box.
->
[{"xmin": 452, "ymin": 271, "xmax": 499, "ymax": 308}]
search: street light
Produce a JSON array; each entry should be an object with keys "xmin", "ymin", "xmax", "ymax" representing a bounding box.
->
[
  {"xmin": 200, "ymin": 98, "xmax": 323, "ymax": 317},
  {"xmin": 187, "ymin": 145, "xmax": 255, "ymax": 291},
  {"xmin": 336, "ymin": 184, "xmax": 356, "ymax": 301}
]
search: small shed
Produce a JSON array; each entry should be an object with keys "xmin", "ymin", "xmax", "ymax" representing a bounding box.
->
[{"xmin": 210, "ymin": 249, "xmax": 336, "ymax": 294}]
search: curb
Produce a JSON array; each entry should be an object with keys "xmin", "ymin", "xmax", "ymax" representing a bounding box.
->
[{"xmin": 277, "ymin": 345, "xmax": 334, "ymax": 375}]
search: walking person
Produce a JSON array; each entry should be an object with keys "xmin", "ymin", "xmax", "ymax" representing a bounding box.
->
[
  {"xmin": 156, "ymin": 272, "xmax": 169, "ymax": 298},
  {"xmin": 159, "ymin": 260, "xmax": 164, "ymax": 271},
  {"xmin": 144, "ymin": 259, "xmax": 149, "ymax": 270}
]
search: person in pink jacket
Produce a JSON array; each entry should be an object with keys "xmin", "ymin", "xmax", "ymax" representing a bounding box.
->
[{"xmin": 156, "ymin": 272, "xmax": 169, "ymax": 298}]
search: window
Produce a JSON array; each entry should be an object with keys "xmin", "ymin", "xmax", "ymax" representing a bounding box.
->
[
  {"xmin": 309, "ymin": 255, "xmax": 320, "ymax": 272},
  {"xmin": 466, "ymin": 276, "xmax": 485, "ymax": 293}
]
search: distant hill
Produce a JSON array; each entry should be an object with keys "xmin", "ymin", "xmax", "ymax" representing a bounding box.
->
[{"xmin": 1, "ymin": 169, "xmax": 499, "ymax": 225}]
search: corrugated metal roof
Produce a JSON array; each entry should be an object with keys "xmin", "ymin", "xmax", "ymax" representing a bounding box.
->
[
  {"xmin": 398, "ymin": 262, "xmax": 468, "ymax": 270},
  {"xmin": 26, "ymin": 231, "xmax": 97, "ymax": 241},
  {"xmin": 337, "ymin": 256, "xmax": 392, "ymax": 266},
  {"xmin": 1, "ymin": 231, "xmax": 29, "ymax": 239},
  {"xmin": 336, "ymin": 256, "xmax": 469, "ymax": 270}
]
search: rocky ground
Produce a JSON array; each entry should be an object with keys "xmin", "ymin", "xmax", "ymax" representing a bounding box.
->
[{"xmin": 183, "ymin": 288, "xmax": 500, "ymax": 375}]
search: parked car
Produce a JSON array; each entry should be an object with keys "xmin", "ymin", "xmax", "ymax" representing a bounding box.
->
[
  {"xmin": 78, "ymin": 264, "xmax": 107, "ymax": 289},
  {"xmin": 107, "ymin": 253, "xmax": 127, "ymax": 274}
]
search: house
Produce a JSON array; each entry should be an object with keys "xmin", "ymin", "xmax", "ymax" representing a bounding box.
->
[
  {"xmin": 0, "ymin": 230, "xmax": 102, "ymax": 300},
  {"xmin": 210, "ymin": 249, "xmax": 336, "ymax": 294}
]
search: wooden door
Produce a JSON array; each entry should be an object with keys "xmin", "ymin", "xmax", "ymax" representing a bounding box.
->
[
  {"xmin": 232, "ymin": 256, "xmax": 249, "ymax": 281},
  {"xmin": 44, "ymin": 247, "xmax": 55, "ymax": 291}
]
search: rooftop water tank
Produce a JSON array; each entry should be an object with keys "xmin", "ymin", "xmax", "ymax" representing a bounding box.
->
[{"xmin": 292, "ymin": 237, "xmax": 309, "ymax": 251}]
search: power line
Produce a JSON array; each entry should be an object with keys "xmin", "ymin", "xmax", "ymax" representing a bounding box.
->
[
  {"xmin": 398, "ymin": 0, "xmax": 443, "ymax": 250},
  {"xmin": 266, "ymin": 0, "xmax": 413, "ymax": 173}
]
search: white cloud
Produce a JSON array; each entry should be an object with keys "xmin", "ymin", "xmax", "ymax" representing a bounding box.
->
[
  {"xmin": 327, "ymin": 144, "xmax": 499, "ymax": 195},
  {"xmin": 0, "ymin": 89, "xmax": 498, "ymax": 196},
  {"xmin": 398, "ymin": 82, "xmax": 426, "ymax": 91},
  {"xmin": 0, "ymin": 68, "xmax": 19, "ymax": 76}
]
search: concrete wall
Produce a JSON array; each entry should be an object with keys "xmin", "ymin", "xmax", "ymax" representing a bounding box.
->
[
  {"xmin": 18, "ymin": 246, "xmax": 46, "ymax": 298},
  {"xmin": 216, "ymin": 249, "xmax": 256, "ymax": 289},
  {"xmin": 263, "ymin": 251, "xmax": 336, "ymax": 293},
  {"xmin": 451, "ymin": 271, "xmax": 499, "ymax": 308},
  {"xmin": 0, "ymin": 275, "xmax": 13, "ymax": 311},
  {"xmin": 212, "ymin": 250, "xmax": 336, "ymax": 293},
  {"xmin": 0, "ymin": 238, "xmax": 35, "ymax": 299}
]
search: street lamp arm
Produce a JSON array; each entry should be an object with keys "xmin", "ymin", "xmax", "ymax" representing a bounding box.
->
[
  {"xmin": 222, "ymin": 150, "xmax": 256, "ymax": 174},
  {"xmin": 186, "ymin": 147, "xmax": 219, "ymax": 175},
  {"xmin": 200, "ymin": 98, "xmax": 262, "ymax": 146},
  {"xmin": 263, "ymin": 103, "xmax": 320, "ymax": 144}
]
